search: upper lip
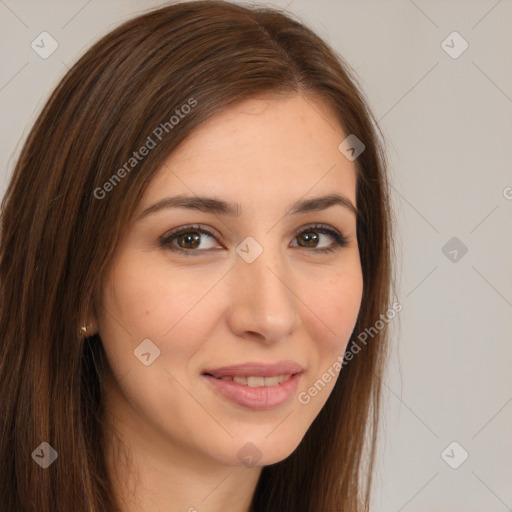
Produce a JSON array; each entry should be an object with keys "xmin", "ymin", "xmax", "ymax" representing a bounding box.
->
[{"xmin": 202, "ymin": 361, "xmax": 304, "ymax": 378}]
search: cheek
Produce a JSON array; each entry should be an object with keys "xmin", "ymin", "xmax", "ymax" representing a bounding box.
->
[
  {"xmin": 100, "ymin": 254, "xmax": 221, "ymax": 353},
  {"xmin": 99, "ymin": 248, "xmax": 363, "ymax": 373},
  {"xmin": 296, "ymin": 267, "xmax": 363, "ymax": 411},
  {"xmin": 306, "ymin": 264, "xmax": 363, "ymax": 355}
]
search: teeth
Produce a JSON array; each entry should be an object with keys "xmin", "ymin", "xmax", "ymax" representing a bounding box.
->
[
  {"xmin": 217, "ymin": 374, "xmax": 292, "ymax": 387},
  {"xmin": 247, "ymin": 376, "xmax": 265, "ymax": 387},
  {"xmin": 263, "ymin": 376, "xmax": 279, "ymax": 386}
]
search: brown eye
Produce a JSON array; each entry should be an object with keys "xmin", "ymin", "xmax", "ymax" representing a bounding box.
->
[
  {"xmin": 297, "ymin": 231, "xmax": 320, "ymax": 248},
  {"xmin": 159, "ymin": 223, "xmax": 348, "ymax": 257},
  {"xmin": 159, "ymin": 225, "xmax": 221, "ymax": 256},
  {"xmin": 175, "ymin": 231, "xmax": 201, "ymax": 249},
  {"xmin": 292, "ymin": 225, "xmax": 348, "ymax": 253}
]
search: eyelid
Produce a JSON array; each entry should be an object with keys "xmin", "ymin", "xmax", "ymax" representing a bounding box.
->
[
  {"xmin": 159, "ymin": 222, "xmax": 348, "ymax": 255},
  {"xmin": 159, "ymin": 223, "xmax": 223, "ymax": 249},
  {"xmin": 291, "ymin": 223, "xmax": 349, "ymax": 249}
]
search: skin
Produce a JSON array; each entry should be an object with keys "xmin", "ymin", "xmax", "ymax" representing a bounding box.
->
[{"xmin": 96, "ymin": 93, "xmax": 363, "ymax": 512}]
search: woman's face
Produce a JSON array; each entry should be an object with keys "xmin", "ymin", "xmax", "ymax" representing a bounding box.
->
[{"xmin": 99, "ymin": 93, "xmax": 363, "ymax": 469}]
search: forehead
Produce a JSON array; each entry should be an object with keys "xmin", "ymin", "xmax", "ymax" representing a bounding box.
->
[{"xmin": 139, "ymin": 94, "xmax": 357, "ymax": 211}]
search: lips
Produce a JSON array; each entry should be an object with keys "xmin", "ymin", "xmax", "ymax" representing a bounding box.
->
[
  {"xmin": 215, "ymin": 374, "xmax": 293, "ymax": 387},
  {"xmin": 202, "ymin": 361, "xmax": 304, "ymax": 410},
  {"xmin": 202, "ymin": 361, "xmax": 304, "ymax": 378}
]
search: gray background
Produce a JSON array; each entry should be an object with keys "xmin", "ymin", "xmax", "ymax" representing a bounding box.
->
[{"xmin": 1, "ymin": 1, "xmax": 511, "ymax": 510}]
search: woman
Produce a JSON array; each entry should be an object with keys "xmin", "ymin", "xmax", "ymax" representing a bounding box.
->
[{"xmin": 0, "ymin": 1, "xmax": 393, "ymax": 510}]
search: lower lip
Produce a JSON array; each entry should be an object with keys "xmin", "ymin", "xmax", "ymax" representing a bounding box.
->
[{"xmin": 203, "ymin": 373, "xmax": 302, "ymax": 410}]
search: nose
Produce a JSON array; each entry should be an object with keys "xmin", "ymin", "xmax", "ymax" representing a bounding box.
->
[{"xmin": 225, "ymin": 246, "xmax": 301, "ymax": 344}]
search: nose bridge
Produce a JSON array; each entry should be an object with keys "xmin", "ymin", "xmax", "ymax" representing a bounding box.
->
[{"xmin": 227, "ymin": 238, "xmax": 300, "ymax": 341}]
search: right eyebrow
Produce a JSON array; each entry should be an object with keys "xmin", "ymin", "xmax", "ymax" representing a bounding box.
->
[{"xmin": 136, "ymin": 192, "xmax": 357, "ymax": 222}]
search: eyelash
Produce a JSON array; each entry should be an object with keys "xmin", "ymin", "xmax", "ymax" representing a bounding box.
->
[{"xmin": 159, "ymin": 223, "xmax": 349, "ymax": 256}]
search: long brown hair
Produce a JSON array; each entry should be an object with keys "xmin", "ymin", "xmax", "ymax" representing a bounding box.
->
[{"xmin": 0, "ymin": 1, "xmax": 393, "ymax": 510}]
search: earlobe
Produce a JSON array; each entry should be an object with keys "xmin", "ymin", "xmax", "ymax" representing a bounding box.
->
[
  {"xmin": 79, "ymin": 321, "xmax": 97, "ymax": 338},
  {"xmin": 80, "ymin": 297, "xmax": 101, "ymax": 338}
]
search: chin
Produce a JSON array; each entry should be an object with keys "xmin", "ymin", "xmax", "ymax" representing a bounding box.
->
[{"xmin": 216, "ymin": 432, "xmax": 305, "ymax": 468}]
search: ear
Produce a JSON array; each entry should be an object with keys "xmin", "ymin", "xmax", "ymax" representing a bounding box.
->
[
  {"xmin": 79, "ymin": 288, "xmax": 101, "ymax": 337},
  {"xmin": 79, "ymin": 320, "xmax": 97, "ymax": 338}
]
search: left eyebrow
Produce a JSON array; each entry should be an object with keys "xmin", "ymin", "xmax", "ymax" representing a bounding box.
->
[
  {"xmin": 287, "ymin": 193, "xmax": 358, "ymax": 217},
  {"xmin": 136, "ymin": 192, "xmax": 357, "ymax": 221}
]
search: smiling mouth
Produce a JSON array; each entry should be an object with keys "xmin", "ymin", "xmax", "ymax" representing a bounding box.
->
[
  {"xmin": 202, "ymin": 371, "xmax": 303, "ymax": 410},
  {"xmin": 204, "ymin": 374, "xmax": 293, "ymax": 387},
  {"xmin": 201, "ymin": 361, "xmax": 304, "ymax": 409}
]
